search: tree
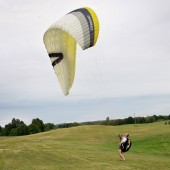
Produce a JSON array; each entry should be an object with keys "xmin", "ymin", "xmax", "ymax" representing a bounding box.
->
[
  {"xmin": 6, "ymin": 119, "xmax": 29, "ymax": 136},
  {"xmin": 11, "ymin": 118, "xmax": 25, "ymax": 128},
  {"xmin": 126, "ymin": 116, "xmax": 134, "ymax": 124},
  {"xmin": 17, "ymin": 124, "xmax": 29, "ymax": 136},
  {"xmin": 137, "ymin": 117, "xmax": 146, "ymax": 124},
  {"xmin": 153, "ymin": 115, "xmax": 158, "ymax": 121},
  {"xmin": 44, "ymin": 123, "xmax": 55, "ymax": 131},
  {"xmin": 4, "ymin": 123, "xmax": 13, "ymax": 136},
  {"xmin": 0, "ymin": 126, "xmax": 2, "ymax": 136},
  {"xmin": 28, "ymin": 124, "xmax": 38, "ymax": 134},
  {"xmin": 9, "ymin": 128, "xmax": 18, "ymax": 136},
  {"xmin": 103, "ymin": 117, "xmax": 110, "ymax": 125},
  {"xmin": 145, "ymin": 116, "xmax": 155, "ymax": 123},
  {"xmin": 30, "ymin": 118, "xmax": 44, "ymax": 133}
]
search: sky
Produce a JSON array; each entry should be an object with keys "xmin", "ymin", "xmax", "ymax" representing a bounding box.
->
[{"xmin": 0, "ymin": 0, "xmax": 170, "ymax": 126}]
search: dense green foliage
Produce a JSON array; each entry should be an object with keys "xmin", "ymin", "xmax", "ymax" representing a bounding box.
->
[{"xmin": 0, "ymin": 118, "xmax": 55, "ymax": 136}]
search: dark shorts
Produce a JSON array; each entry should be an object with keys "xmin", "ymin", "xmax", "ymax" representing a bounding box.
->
[{"xmin": 119, "ymin": 144, "xmax": 126, "ymax": 152}]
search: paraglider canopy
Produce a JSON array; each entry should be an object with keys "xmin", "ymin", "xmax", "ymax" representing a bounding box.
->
[{"xmin": 43, "ymin": 7, "xmax": 100, "ymax": 95}]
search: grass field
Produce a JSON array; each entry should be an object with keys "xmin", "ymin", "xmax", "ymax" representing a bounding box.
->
[{"xmin": 0, "ymin": 121, "xmax": 169, "ymax": 170}]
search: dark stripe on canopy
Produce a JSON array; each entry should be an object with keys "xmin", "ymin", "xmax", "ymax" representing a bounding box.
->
[
  {"xmin": 49, "ymin": 53, "xmax": 64, "ymax": 67},
  {"xmin": 70, "ymin": 8, "xmax": 94, "ymax": 47}
]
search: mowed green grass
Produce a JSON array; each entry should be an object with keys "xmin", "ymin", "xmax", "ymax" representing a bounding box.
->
[{"xmin": 0, "ymin": 121, "xmax": 169, "ymax": 170}]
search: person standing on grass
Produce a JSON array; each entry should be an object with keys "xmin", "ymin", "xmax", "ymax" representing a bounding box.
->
[{"xmin": 118, "ymin": 133, "xmax": 130, "ymax": 160}]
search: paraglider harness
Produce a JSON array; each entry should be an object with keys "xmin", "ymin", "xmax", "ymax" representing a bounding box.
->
[{"xmin": 119, "ymin": 137, "xmax": 132, "ymax": 152}]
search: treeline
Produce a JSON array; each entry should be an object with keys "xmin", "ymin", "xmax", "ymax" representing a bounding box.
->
[
  {"xmin": 0, "ymin": 115, "xmax": 169, "ymax": 136},
  {"xmin": 102, "ymin": 114, "xmax": 170, "ymax": 126},
  {"xmin": 0, "ymin": 118, "xmax": 55, "ymax": 136},
  {"xmin": 56, "ymin": 114, "xmax": 170, "ymax": 128},
  {"xmin": 56, "ymin": 122, "xmax": 80, "ymax": 129}
]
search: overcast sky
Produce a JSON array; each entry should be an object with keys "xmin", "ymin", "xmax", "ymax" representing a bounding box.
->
[{"xmin": 0, "ymin": 0, "xmax": 170, "ymax": 126}]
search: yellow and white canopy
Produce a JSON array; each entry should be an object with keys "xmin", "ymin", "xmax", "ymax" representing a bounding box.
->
[{"xmin": 43, "ymin": 7, "xmax": 99, "ymax": 95}]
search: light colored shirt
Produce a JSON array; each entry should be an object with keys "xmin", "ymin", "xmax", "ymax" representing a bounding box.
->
[{"xmin": 121, "ymin": 137, "xmax": 127, "ymax": 143}]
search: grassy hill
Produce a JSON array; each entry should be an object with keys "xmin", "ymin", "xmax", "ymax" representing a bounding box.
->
[{"xmin": 0, "ymin": 121, "xmax": 169, "ymax": 170}]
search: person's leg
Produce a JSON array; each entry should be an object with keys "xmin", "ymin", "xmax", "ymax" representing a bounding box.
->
[{"xmin": 118, "ymin": 149, "xmax": 125, "ymax": 160}]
